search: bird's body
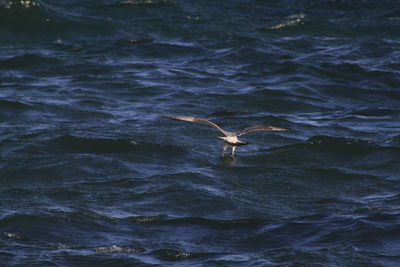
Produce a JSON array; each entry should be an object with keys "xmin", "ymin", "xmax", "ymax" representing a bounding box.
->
[
  {"xmin": 163, "ymin": 115, "xmax": 286, "ymax": 156},
  {"xmin": 218, "ymin": 135, "xmax": 248, "ymax": 146}
]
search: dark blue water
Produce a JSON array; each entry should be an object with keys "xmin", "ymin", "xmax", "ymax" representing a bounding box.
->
[{"xmin": 1, "ymin": 0, "xmax": 400, "ymax": 265}]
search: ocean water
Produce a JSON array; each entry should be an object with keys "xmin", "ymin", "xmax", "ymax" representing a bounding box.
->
[{"xmin": 1, "ymin": 0, "xmax": 400, "ymax": 266}]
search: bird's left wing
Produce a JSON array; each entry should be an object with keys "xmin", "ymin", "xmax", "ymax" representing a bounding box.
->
[
  {"xmin": 238, "ymin": 125, "xmax": 287, "ymax": 136},
  {"xmin": 162, "ymin": 115, "xmax": 228, "ymax": 136}
]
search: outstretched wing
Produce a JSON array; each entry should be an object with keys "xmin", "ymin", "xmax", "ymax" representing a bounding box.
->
[
  {"xmin": 238, "ymin": 125, "xmax": 287, "ymax": 136},
  {"xmin": 162, "ymin": 115, "xmax": 228, "ymax": 136}
]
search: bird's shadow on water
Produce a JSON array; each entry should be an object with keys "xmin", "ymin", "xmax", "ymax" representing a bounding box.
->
[
  {"xmin": 192, "ymin": 149, "xmax": 239, "ymax": 167},
  {"xmin": 218, "ymin": 154, "xmax": 238, "ymax": 167}
]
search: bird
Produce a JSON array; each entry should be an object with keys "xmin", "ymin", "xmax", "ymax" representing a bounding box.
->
[{"xmin": 162, "ymin": 115, "xmax": 287, "ymax": 156}]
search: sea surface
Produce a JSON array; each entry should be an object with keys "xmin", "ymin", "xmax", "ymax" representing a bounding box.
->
[{"xmin": 1, "ymin": 0, "xmax": 400, "ymax": 266}]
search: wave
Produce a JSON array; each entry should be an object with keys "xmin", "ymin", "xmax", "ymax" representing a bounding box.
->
[
  {"xmin": 2, "ymin": 231, "xmax": 31, "ymax": 242},
  {"xmin": 269, "ymin": 135, "xmax": 394, "ymax": 156},
  {"xmin": 163, "ymin": 217, "xmax": 265, "ymax": 229},
  {"xmin": 0, "ymin": 99, "xmax": 31, "ymax": 110},
  {"xmin": 49, "ymin": 134, "xmax": 184, "ymax": 155},
  {"xmin": 262, "ymin": 13, "xmax": 307, "ymax": 31},
  {"xmin": 0, "ymin": 0, "xmax": 40, "ymax": 9},
  {"xmin": 51, "ymin": 135, "xmax": 142, "ymax": 153},
  {"xmin": 150, "ymin": 248, "xmax": 219, "ymax": 262},
  {"xmin": 305, "ymin": 135, "xmax": 374, "ymax": 146},
  {"xmin": 350, "ymin": 108, "xmax": 400, "ymax": 117},
  {"xmin": 0, "ymin": 53, "xmax": 62, "ymax": 70},
  {"xmin": 70, "ymin": 209, "xmax": 265, "ymax": 228},
  {"xmin": 1, "ymin": 207, "xmax": 399, "ymax": 265},
  {"xmin": 0, "ymin": 99, "xmax": 32, "ymax": 121},
  {"xmin": 385, "ymin": 135, "xmax": 400, "ymax": 147},
  {"xmin": 234, "ymin": 88, "xmax": 330, "ymax": 114},
  {"xmin": 0, "ymin": 1, "xmax": 53, "ymax": 32},
  {"xmin": 95, "ymin": 245, "xmax": 144, "ymax": 253},
  {"xmin": 238, "ymin": 213, "xmax": 400, "ymax": 254},
  {"xmin": 108, "ymin": 0, "xmax": 174, "ymax": 7},
  {"xmin": 248, "ymin": 135, "xmax": 400, "ymax": 175},
  {"xmin": 0, "ymin": 0, "xmax": 115, "ymax": 42}
]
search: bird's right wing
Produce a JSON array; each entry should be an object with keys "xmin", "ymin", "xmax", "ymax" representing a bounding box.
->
[{"xmin": 162, "ymin": 115, "xmax": 228, "ymax": 136}]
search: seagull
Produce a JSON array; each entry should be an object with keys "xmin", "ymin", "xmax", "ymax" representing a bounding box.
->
[{"xmin": 162, "ymin": 115, "xmax": 287, "ymax": 156}]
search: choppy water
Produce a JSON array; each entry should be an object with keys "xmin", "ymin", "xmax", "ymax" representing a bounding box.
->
[{"xmin": 1, "ymin": 0, "xmax": 400, "ymax": 266}]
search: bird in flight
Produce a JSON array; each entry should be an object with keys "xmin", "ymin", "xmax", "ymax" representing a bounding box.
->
[{"xmin": 162, "ymin": 115, "xmax": 287, "ymax": 156}]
